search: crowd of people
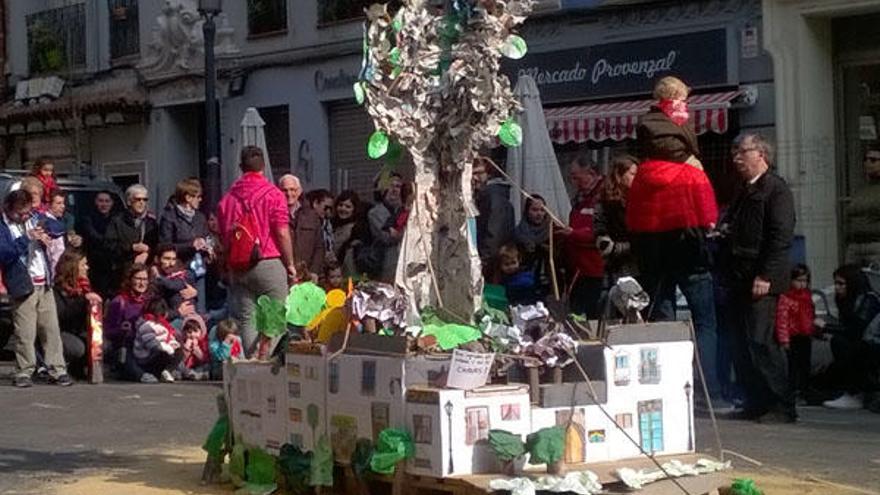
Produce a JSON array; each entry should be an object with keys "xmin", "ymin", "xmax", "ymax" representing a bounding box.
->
[{"xmin": 1, "ymin": 76, "xmax": 878, "ymax": 421}]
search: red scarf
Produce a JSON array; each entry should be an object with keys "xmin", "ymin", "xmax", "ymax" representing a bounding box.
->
[
  {"xmin": 120, "ymin": 290, "xmax": 148, "ymax": 305},
  {"xmin": 143, "ymin": 313, "xmax": 177, "ymax": 344},
  {"xmin": 34, "ymin": 173, "xmax": 58, "ymax": 205},
  {"xmin": 229, "ymin": 337, "xmax": 243, "ymax": 359},
  {"xmin": 657, "ymin": 99, "xmax": 690, "ymax": 126},
  {"xmin": 61, "ymin": 276, "xmax": 92, "ymax": 297}
]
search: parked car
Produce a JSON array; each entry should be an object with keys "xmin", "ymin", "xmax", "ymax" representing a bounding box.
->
[{"xmin": 0, "ymin": 171, "xmax": 124, "ymax": 359}]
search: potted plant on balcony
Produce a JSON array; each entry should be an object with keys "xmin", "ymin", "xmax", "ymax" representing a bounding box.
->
[
  {"xmin": 526, "ymin": 426, "xmax": 565, "ymax": 475},
  {"xmin": 488, "ymin": 429, "xmax": 525, "ymax": 476}
]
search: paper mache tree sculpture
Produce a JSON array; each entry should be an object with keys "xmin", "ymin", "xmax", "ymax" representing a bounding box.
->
[{"xmin": 360, "ymin": 0, "xmax": 532, "ymax": 321}]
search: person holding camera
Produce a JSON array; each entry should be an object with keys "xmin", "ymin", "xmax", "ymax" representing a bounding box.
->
[{"xmin": 1, "ymin": 190, "xmax": 72, "ymax": 388}]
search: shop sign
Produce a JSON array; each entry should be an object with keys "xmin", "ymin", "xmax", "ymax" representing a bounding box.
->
[
  {"xmin": 314, "ymin": 68, "xmax": 359, "ymax": 93},
  {"xmin": 504, "ymin": 29, "xmax": 729, "ymax": 102}
]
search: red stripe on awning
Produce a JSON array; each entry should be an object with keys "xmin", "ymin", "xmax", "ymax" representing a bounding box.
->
[{"xmin": 545, "ymin": 90, "xmax": 741, "ymax": 144}]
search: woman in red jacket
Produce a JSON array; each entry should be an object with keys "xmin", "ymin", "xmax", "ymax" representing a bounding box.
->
[{"xmin": 775, "ymin": 264, "xmax": 816, "ymax": 400}]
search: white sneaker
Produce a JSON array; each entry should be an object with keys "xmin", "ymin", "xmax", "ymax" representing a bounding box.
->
[
  {"xmin": 160, "ymin": 370, "xmax": 175, "ymax": 383},
  {"xmin": 822, "ymin": 393, "xmax": 863, "ymax": 410}
]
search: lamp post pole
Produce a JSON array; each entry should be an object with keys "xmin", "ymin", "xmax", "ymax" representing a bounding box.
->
[
  {"xmin": 684, "ymin": 382, "xmax": 693, "ymax": 451},
  {"xmin": 200, "ymin": 0, "xmax": 221, "ymax": 209},
  {"xmin": 444, "ymin": 400, "xmax": 454, "ymax": 474}
]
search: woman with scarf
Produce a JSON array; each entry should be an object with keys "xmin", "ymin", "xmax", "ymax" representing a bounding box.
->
[
  {"xmin": 513, "ymin": 194, "xmax": 551, "ymax": 288},
  {"xmin": 54, "ymin": 249, "xmax": 102, "ymax": 378},
  {"xmin": 106, "ymin": 184, "xmax": 159, "ymax": 294},
  {"xmin": 332, "ymin": 190, "xmax": 370, "ymax": 278},
  {"xmin": 105, "ymin": 263, "xmax": 151, "ymax": 380},
  {"xmin": 159, "ymin": 178, "xmax": 211, "ymax": 312}
]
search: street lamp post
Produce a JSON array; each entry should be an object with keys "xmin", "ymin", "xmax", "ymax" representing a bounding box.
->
[
  {"xmin": 684, "ymin": 382, "xmax": 693, "ymax": 451},
  {"xmin": 199, "ymin": 0, "xmax": 222, "ymax": 209},
  {"xmin": 444, "ymin": 400, "xmax": 454, "ymax": 474}
]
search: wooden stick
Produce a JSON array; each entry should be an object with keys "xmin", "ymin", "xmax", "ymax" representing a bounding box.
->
[
  {"xmin": 548, "ymin": 225, "xmax": 560, "ymax": 301},
  {"xmin": 478, "ymin": 155, "xmax": 567, "ymax": 228}
]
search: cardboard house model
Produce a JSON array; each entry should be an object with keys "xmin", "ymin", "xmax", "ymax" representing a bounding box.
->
[{"xmin": 225, "ymin": 322, "xmax": 696, "ymax": 478}]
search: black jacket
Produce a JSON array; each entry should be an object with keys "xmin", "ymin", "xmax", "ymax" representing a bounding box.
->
[
  {"xmin": 158, "ymin": 204, "xmax": 209, "ymax": 264},
  {"xmin": 78, "ymin": 211, "xmax": 115, "ymax": 297},
  {"xmin": 476, "ymin": 179, "xmax": 515, "ymax": 262},
  {"xmin": 719, "ymin": 171, "xmax": 796, "ymax": 293},
  {"xmin": 106, "ymin": 210, "xmax": 159, "ymax": 264},
  {"xmin": 637, "ymin": 108, "xmax": 700, "ymax": 163}
]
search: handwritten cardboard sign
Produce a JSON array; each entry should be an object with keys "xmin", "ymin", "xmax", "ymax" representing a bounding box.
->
[{"xmin": 446, "ymin": 349, "xmax": 495, "ymax": 390}]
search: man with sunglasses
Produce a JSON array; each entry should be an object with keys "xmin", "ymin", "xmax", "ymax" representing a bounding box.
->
[
  {"xmin": 718, "ymin": 133, "xmax": 796, "ymax": 423},
  {"xmin": 844, "ymin": 146, "xmax": 880, "ymax": 266},
  {"xmin": 106, "ymin": 184, "xmax": 159, "ymax": 294}
]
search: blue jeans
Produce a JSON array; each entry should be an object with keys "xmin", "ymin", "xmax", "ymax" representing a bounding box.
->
[{"xmin": 648, "ymin": 271, "xmax": 721, "ymax": 399}]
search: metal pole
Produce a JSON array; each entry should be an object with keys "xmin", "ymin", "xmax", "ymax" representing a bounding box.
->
[{"xmin": 203, "ymin": 12, "xmax": 220, "ymax": 208}]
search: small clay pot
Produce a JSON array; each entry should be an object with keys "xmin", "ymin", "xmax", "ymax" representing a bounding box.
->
[{"xmin": 547, "ymin": 460, "xmax": 565, "ymax": 475}]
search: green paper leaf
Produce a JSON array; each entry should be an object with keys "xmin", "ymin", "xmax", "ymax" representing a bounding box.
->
[
  {"xmin": 367, "ymin": 130, "xmax": 390, "ymax": 159},
  {"xmin": 500, "ymin": 34, "xmax": 528, "ymax": 60},
  {"xmin": 385, "ymin": 140, "xmax": 403, "ymax": 165},
  {"xmin": 286, "ymin": 283, "xmax": 327, "ymax": 326},
  {"xmin": 392, "ymin": 10, "xmax": 404, "ymax": 33},
  {"xmin": 731, "ymin": 478, "xmax": 764, "ymax": 495},
  {"xmin": 420, "ymin": 323, "xmax": 482, "ymax": 351},
  {"xmin": 245, "ymin": 447, "xmax": 277, "ymax": 485},
  {"xmin": 488, "ymin": 430, "xmax": 525, "ymax": 462},
  {"xmin": 498, "ymin": 119, "xmax": 523, "ymax": 148},
  {"xmin": 389, "ymin": 47, "xmax": 401, "ymax": 66},
  {"xmin": 278, "ymin": 444, "xmax": 312, "ymax": 492},
  {"xmin": 370, "ymin": 429, "xmax": 415, "ymax": 474},
  {"xmin": 255, "ymin": 295, "xmax": 287, "ymax": 337},
  {"xmin": 525, "ymin": 426, "xmax": 564, "ymax": 466},
  {"xmin": 354, "ymin": 82, "xmax": 366, "ymax": 105},
  {"xmin": 230, "ymin": 443, "xmax": 246, "ymax": 487},
  {"xmin": 202, "ymin": 416, "xmax": 229, "ymax": 459}
]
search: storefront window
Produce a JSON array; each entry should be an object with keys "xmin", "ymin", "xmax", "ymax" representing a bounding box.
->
[{"xmin": 840, "ymin": 63, "xmax": 880, "ymax": 265}]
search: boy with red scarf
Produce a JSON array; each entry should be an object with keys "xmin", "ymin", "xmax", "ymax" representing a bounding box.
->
[{"xmin": 627, "ymin": 76, "xmax": 724, "ymax": 406}]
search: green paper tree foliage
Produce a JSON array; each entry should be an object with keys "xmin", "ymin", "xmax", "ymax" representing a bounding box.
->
[
  {"xmin": 525, "ymin": 426, "xmax": 565, "ymax": 466},
  {"xmin": 488, "ymin": 429, "xmax": 525, "ymax": 462}
]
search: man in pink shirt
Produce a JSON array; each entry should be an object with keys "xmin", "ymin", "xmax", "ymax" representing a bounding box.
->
[{"xmin": 217, "ymin": 146, "xmax": 295, "ymax": 356}]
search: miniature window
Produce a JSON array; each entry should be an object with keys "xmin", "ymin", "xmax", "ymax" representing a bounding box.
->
[
  {"xmin": 289, "ymin": 408, "xmax": 302, "ymax": 423},
  {"xmin": 614, "ymin": 351, "xmax": 631, "ymax": 386},
  {"xmin": 305, "ymin": 366, "xmax": 318, "ymax": 380},
  {"xmin": 288, "ymin": 382, "xmax": 301, "ymax": 398},
  {"xmin": 414, "ymin": 458, "xmax": 432, "ymax": 469},
  {"xmin": 289, "ymin": 433, "xmax": 303, "ymax": 447},
  {"xmin": 361, "ymin": 360, "xmax": 376, "ymax": 396},
  {"xmin": 501, "ymin": 403, "xmax": 521, "ymax": 421},
  {"xmin": 615, "ymin": 413, "xmax": 633, "ymax": 429},
  {"xmin": 413, "ymin": 414, "xmax": 433, "ymax": 445},
  {"xmin": 288, "ymin": 363, "xmax": 301, "ymax": 378},
  {"xmin": 329, "ymin": 362, "xmax": 339, "ymax": 394},
  {"xmin": 465, "ymin": 407, "xmax": 490, "ymax": 445},
  {"xmin": 638, "ymin": 400, "xmax": 664, "ymax": 453},
  {"xmin": 638, "ymin": 348, "xmax": 661, "ymax": 384}
]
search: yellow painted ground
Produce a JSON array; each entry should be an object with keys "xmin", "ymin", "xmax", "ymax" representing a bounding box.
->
[{"xmin": 48, "ymin": 447, "xmax": 877, "ymax": 495}]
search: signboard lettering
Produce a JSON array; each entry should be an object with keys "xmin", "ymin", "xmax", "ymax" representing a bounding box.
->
[
  {"xmin": 504, "ymin": 29, "xmax": 729, "ymax": 102},
  {"xmin": 446, "ymin": 349, "xmax": 495, "ymax": 390}
]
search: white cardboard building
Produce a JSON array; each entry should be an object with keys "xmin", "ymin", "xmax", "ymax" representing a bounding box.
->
[{"xmin": 226, "ymin": 322, "xmax": 696, "ymax": 478}]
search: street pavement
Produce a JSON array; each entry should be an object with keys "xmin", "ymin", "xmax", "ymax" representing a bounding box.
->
[{"xmin": 0, "ymin": 378, "xmax": 879, "ymax": 494}]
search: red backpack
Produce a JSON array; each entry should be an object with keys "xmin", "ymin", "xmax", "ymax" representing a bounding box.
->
[{"xmin": 226, "ymin": 188, "xmax": 271, "ymax": 272}]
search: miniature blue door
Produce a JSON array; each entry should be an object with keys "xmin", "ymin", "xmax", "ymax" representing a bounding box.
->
[{"xmin": 638, "ymin": 400, "xmax": 664, "ymax": 453}]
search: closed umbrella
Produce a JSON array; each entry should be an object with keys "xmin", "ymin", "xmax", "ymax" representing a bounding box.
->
[
  {"xmin": 506, "ymin": 76, "xmax": 571, "ymax": 224},
  {"xmin": 239, "ymin": 107, "xmax": 272, "ymax": 179}
]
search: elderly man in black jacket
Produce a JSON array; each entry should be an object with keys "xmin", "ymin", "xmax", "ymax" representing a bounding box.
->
[
  {"xmin": 106, "ymin": 184, "xmax": 159, "ymax": 293},
  {"xmin": 719, "ymin": 133, "xmax": 797, "ymax": 423}
]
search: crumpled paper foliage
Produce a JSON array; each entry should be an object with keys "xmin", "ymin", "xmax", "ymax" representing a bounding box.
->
[
  {"xmin": 420, "ymin": 322, "xmax": 482, "ymax": 350},
  {"xmin": 202, "ymin": 415, "xmax": 229, "ymax": 460},
  {"xmin": 351, "ymin": 438, "xmax": 374, "ymax": 478},
  {"xmin": 287, "ymin": 283, "xmax": 327, "ymax": 326},
  {"xmin": 489, "ymin": 470, "xmax": 602, "ymax": 495},
  {"xmin": 351, "ymin": 282, "xmax": 409, "ymax": 329},
  {"xmin": 370, "ymin": 428, "xmax": 415, "ymax": 475},
  {"xmin": 731, "ymin": 478, "xmax": 764, "ymax": 495},
  {"xmin": 488, "ymin": 429, "xmax": 525, "ymax": 462},
  {"xmin": 278, "ymin": 443, "xmax": 311, "ymax": 493},
  {"xmin": 254, "ymin": 295, "xmax": 286, "ymax": 337},
  {"xmin": 245, "ymin": 447, "xmax": 276, "ymax": 486},
  {"xmin": 525, "ymin": 426, "xmax": 564, "ymax": 466},
  {"xmin": 615, "ymin": 458, "xmax": 731, "ymax": 489},
  {"xmin": 310, "ymin": 435, "xmax": 333, "ymax": 487}
]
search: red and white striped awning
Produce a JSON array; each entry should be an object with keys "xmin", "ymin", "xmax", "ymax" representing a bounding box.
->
[{"xmin": 545, "ymin": 90, "xmax": 742, "ymax": 144}]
